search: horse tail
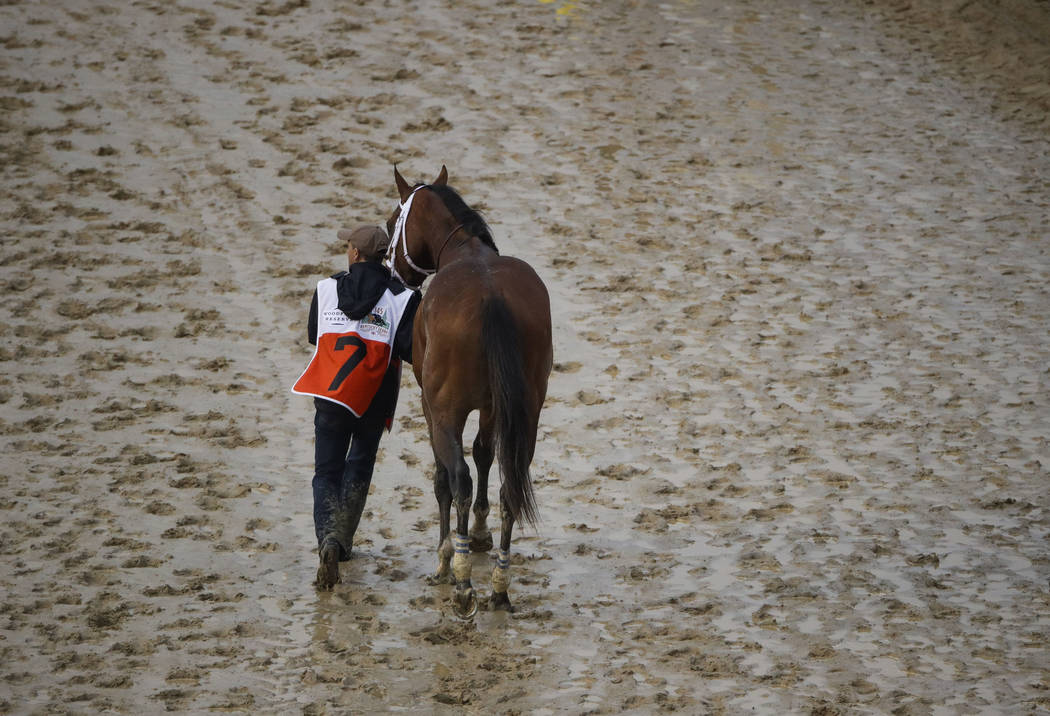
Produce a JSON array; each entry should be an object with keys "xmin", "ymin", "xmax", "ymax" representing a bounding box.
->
[{"xmin": 482, "ymin": 296, "xmax": 538, "ymax": 526}]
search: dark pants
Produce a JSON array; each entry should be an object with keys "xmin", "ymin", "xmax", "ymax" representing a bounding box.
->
[{"xmin": 312, "ymin": 365, "xmax": 399, "ymax": 560}]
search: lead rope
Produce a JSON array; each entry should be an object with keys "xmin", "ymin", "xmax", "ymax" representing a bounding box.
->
[{"xmin": 384, "ymin": 185, "xmax": 435, "ymax": 288}]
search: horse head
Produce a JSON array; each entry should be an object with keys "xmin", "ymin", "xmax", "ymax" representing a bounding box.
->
[{"xmin": 384, "ymin": 165, "xmax": 451, "ymax": 288}]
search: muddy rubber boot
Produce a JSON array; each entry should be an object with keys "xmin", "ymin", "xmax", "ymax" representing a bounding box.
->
[
  {"xmin": 336, "ymin": 484, "xmax": 368, "ymax": 560},
  {"xmin": 316, "ymin": 537, "xmax": 341, "ymax": 590}
]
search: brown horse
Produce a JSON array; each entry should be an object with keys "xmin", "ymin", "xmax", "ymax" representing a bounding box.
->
[{"xmin": 385, "ymin": 165, "xmax": 552, "ymax": 617}]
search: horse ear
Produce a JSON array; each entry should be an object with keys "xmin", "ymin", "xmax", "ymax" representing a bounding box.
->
[
  {"xmin": 433, "ymin": 165, "xmax": 448, "ymax": 186},
  {"xmin": 394, "ymin": 165, "xmax": 411, "ymax": 201}
]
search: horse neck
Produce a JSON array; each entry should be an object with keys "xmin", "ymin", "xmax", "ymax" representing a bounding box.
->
[
  {"xmin": 412, "ymin": 191, "xmax": 493, "ymax": 270},
  {"xmin": 437, "ymin": 234, "xmax": 494, "ymax": 270}
]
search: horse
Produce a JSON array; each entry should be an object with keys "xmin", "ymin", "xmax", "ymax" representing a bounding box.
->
[{"xmin": 384, "ymin": 165, "xmax": 553, "ymax": 617}]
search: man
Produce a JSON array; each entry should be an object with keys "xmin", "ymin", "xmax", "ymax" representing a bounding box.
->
[{"xmin": 292, "ymin": 225, "xmax": 420, "ymax": 589}]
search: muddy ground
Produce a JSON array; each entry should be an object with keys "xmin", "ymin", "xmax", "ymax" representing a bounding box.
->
[{"xmin": 2, "ymin": 0, "xmax": 1049, "ymax": 713}]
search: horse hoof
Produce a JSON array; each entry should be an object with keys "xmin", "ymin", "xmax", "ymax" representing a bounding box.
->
[
  {"xmin": 490, "ymin": 591, "xmax": 514, "ymax": 612},
  {"xmin": 469, "ymin": 531, "xmax": 493, "ymax": 553},
  {"xmin": 426, "ymin": 571, "xmax": 454, "ymax": 586},
  {"xmin": 452, "ymin": 588, "xmax": 479, "ymax": 619}
]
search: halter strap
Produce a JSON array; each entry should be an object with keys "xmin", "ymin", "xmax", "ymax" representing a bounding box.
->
[{"xmin": 434, "ymin": 223, "xmax": 465, "ymax": 269}]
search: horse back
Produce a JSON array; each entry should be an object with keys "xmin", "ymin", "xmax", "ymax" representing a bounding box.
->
[{"xmin": 426, "ymin": 255, "xmax": 549, "ymax": 338}]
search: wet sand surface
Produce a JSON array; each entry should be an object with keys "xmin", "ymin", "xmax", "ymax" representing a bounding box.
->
[{"xmin": 2, "ymin": 0, "xmax": 1049, "ymax": 713}]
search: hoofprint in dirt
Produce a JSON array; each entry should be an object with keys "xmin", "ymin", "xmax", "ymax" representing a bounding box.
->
[{"xmin": 1, "ymin": 0, "xmax": 1048, "ymax": 714}]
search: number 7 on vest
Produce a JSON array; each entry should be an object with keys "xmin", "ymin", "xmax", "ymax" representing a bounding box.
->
[{"xmin": 328, "ymin": 336, "xmax": 366, "ymax": 391}]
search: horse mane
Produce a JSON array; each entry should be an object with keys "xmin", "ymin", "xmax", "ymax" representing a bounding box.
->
[{"xmin": 427, "ymin": 184, "xmax": 499, "ymax": 254}]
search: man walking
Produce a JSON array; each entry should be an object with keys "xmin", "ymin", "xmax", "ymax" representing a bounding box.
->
[{"xmin": 292, "ymin": 225, "xmax": 420, "ymax": 589}]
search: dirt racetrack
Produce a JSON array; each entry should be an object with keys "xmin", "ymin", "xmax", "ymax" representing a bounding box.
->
[{"xmin": 2, "ymin": 0, "xmax": 1049, "ymax": 713}]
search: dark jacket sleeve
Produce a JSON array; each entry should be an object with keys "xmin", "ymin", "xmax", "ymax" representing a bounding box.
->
[
  {"xmin": 394, "ymin": 291, "xmax": 421, "ymax": 364},
  {"xmin": 307, "ymin": 289, "xmax": 318, "ymax": 345}
]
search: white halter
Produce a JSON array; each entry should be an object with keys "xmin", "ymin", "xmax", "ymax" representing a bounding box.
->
[{"xmin": 384, "ymin": 185, "xmax": 435, "ymax": 288}]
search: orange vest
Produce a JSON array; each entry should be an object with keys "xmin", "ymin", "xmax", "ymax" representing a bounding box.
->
[{"xmin": 292, "ymin": 277, "xmax": 414, "ymax": 416}]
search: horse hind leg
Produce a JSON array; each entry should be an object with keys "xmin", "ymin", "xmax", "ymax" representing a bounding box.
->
[
  {"xmin": 450, "ymin": 455, "xmax": 478, "ymax": 618},
  {"xmin": 469, "ymin": 415, "xmax": 494, "ymax": 553},
  {"xmin": 426, "ymin": 461, "xmax": 454, "ymax": 585},
  {"xmin": 432, "ymin": 423, "xmax": 478, "ymax": 618},
  {"xmin": 490, "ymin": 489, "xmax": 516, "ymax": 612},
  {"xmin": 490, "ymin": 404, "xmax": 540, "ymax": 612},
  {"xmin": 420, "ymin": 395, "xmax": 455, "ymax": 586}
]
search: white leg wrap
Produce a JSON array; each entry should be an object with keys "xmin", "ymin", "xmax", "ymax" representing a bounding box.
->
[
  {"xmin": 491, "ymin": 548, "xmax": 511, "ymax": 593},
  {"xmin": 452, "ymin": 534, "xmax": 472, "ymax": 582}
]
